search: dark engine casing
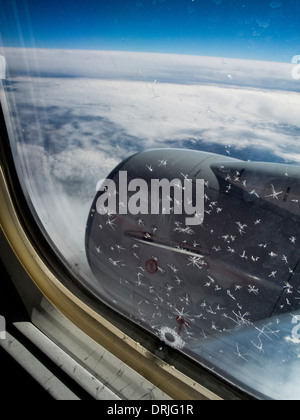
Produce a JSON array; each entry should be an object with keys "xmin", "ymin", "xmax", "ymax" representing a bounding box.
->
[{"xmin": 86, "ymin": 149, "xmax": 300, "ymax": 347}]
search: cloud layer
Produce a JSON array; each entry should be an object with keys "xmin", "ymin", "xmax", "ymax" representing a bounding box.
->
[{"xmin": 2, "ymin": 47, "xmax": 300, "ymax": 90}]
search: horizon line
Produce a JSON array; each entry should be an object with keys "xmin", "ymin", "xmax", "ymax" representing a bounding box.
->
[{"xmin": 0, "ymin": 45, "xmax": 294, "ymax": 65}]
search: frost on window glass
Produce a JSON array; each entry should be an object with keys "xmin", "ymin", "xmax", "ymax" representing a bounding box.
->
[
  {"xmin": 86, "ymin": 148, "xmax": 300, "ymax": 399},
  {"xmin": 1, "ymin": 0, "xmax": 300, "ymax": 400}
]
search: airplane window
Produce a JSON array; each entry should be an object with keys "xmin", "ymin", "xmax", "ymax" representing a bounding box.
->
[{"xmin": 1, "ymin": 0, "xmax": 299, "ymax": 400}]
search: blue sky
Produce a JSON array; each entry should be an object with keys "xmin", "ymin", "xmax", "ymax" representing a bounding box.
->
[{"xmin": 1, "ymin": 0, "xmax": 300, "ymax": 62}]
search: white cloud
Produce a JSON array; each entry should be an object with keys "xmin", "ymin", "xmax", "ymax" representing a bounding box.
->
[
  {"xmin": 2, "ymin": 47, "xmax": 299, "ymax": 91},
  {"xmin": 8, "ymin": 76, "xmax": 300, "ymax": 161},
  {"xmin": 49, "ymin": 148, "xmax": 119, "ymax": 197}
]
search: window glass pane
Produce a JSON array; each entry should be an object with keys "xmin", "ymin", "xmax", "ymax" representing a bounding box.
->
[{"xmin": 1, "ymin": 0, "xmax": 299, "ymax": 400}]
